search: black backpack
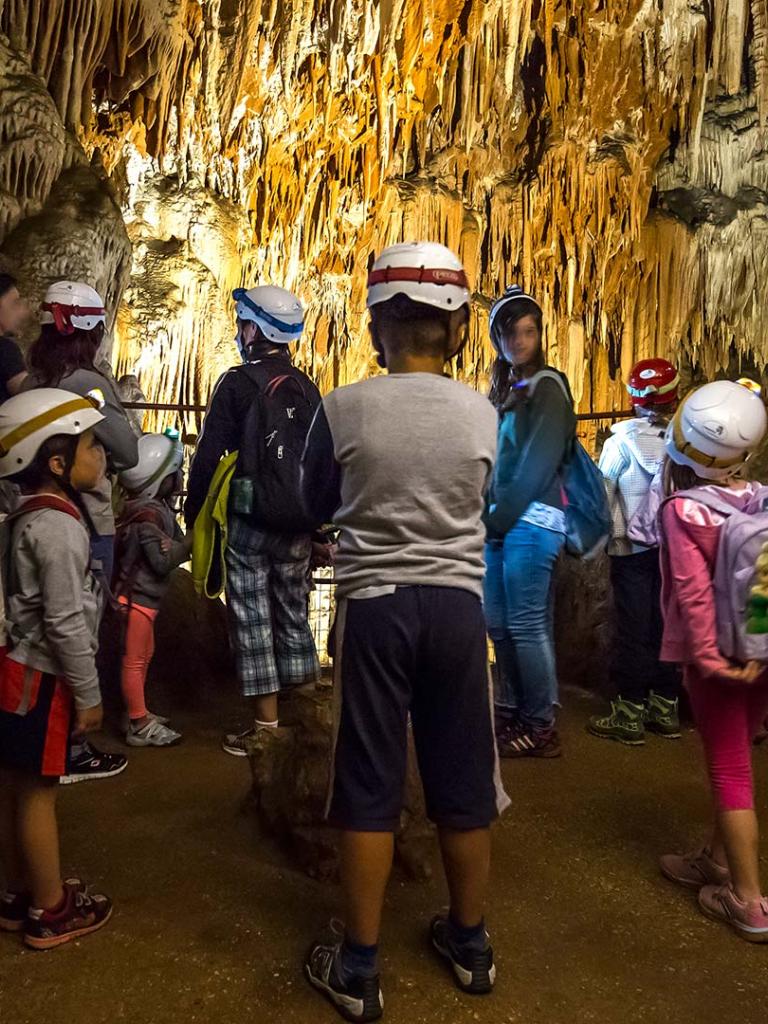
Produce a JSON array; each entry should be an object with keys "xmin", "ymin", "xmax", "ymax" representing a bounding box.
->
[{"xmin": 235, "ymin": 359, "xmax": 321, "ymax": 533}]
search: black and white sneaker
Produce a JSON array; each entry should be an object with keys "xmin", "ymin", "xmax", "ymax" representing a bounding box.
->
[
  {"xmin": 305, "ymin": 938, "xmax": 383, "ymax": 1022},
  {"xmin": 430, "ymin": 914, "xmax": 496, "ymax": 995},
  {"xmin": 60, "ymin": 743, "xmax": 128, "ymax": 785}
]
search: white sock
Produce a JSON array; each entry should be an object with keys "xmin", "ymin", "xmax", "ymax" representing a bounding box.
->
[{"xmin": 254, "ymin": 719, "xmax": 279, "ymax": 729}]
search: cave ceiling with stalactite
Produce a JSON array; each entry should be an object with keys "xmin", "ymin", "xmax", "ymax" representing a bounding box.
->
[{"xmin": 0, "ymin": 0, "xmax": 767, "ymax": 427}]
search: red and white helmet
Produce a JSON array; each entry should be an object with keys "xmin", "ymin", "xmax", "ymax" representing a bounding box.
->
[
  {"xmin": 366, "ymin": 242, "xmax": 471, "ymax": 311},
  {"xmin": 40, "ymin": 281, "xmax": 106, "ymax": 335},
  {"xmin": 627, "ymin": 359, "xmax": 679, "ymax": 407},
  {"xmin": 666, "ymin": 379, "xmax": 768, "ymax": 480}
]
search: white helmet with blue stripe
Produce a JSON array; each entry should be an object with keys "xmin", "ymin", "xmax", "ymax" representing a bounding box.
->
[{"xmin": 232, "ymin": 285, "xmax": 304, "ymax": 345}]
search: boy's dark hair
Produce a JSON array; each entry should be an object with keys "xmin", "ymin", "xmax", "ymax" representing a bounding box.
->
[
  {"xmin": 0, "ymin": 274, "xmax": 17, "ymax": 300},
  {"xmin": 488, "ymin": 299, "xmax": 545, "ymax": 410},
  {"xmin": 369, "ymin": 293, "xmax": 466, "ymax": 358},
  {"xmin": 28, "ymin": 322, "xmax": 104, "ymax": 385},
  {"xmin": 238, "ymin": 321, "xmax": 291, "ymax": 363},
  {"xmin": 9, "ymin": 433, "xmax": 79, "ymax": 491}
]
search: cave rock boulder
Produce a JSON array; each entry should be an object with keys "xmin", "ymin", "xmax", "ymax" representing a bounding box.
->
[{"xmin": 247, "ymin": 684, "xmax": 435, "ymax": 882}]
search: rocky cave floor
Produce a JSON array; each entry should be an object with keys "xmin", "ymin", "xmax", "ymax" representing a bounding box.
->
[{"xmin": 0, "ymin": 680, "xmax": 766, "ymax": 1024}]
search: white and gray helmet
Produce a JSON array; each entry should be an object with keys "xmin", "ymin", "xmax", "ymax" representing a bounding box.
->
[{"xmin": 119, "ymin": 431, "xmax": 184, "ymax": 499}]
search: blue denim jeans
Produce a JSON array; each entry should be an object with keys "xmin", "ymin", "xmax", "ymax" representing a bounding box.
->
[{"xmin": 484, "ymin": 520, "xmax": 565, "ymax": 729}]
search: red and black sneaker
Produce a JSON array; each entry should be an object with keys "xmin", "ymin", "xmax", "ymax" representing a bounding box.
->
[
  {"xmin": 25, "ymin": 883, "xmax": 112, "ymax": 950},
  {"xmin": 0, "ymin": 877, "xmax": 85, "ymax": 934},
  {"xmin": 498, "ymin": 722, "xmax": 561, "ymax": 759},
  {"xmin": 0, "ymin": 890, "xmax": 29, "ymax": 933}
]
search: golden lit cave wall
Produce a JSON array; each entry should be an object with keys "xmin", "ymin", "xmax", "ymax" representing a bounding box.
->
[{"xmin": 0, "ymin": 2, "xmax": 768, "ymax": 429}]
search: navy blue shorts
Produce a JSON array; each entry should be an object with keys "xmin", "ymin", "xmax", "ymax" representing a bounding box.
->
[{"xmin": 327, "ymin": 586, "xmax": 506, "ymax": 832}]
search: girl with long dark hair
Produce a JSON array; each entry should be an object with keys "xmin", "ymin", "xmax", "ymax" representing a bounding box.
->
[{"xmin": 484, "ymin": 286, "xmax": 575, "ymax": 758}]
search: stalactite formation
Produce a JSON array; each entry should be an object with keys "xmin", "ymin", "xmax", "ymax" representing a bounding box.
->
[{"xmin": 0, "ymin": 1, "xmax": 766, "ymax": 419}]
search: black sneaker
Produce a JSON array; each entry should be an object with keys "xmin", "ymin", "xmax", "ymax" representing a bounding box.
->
[
  {"xmin": 498, "ymin": 722, "xmax": 561, "ymax": 759},
  {"xmin": 430, "ymin": 914, "xmax": 496, "ymax": 995},
  {"xmin": 61, "ymin": 743, "xmax": 128, "ymax": 785},
  {"xmin": 0, "ymin": 890, "xmax": 29, "ymax": 932},
  {"xmin": 305, "ymin": 938, "xmax": 383, "ymax": 1022}
]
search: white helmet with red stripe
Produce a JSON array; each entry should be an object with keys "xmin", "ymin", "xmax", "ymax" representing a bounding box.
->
[
  {"xmin": 40, "ymin": 281, "xmax": 106, "ymax": 335},
  {"xmin": 366, "ymin": 242, "xmax": 471, "ymax": 311}
]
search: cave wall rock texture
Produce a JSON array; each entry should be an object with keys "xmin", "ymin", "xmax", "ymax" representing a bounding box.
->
[{"xmin": 0, "ymin": 1, "xmax": 766, "ymax": 417}]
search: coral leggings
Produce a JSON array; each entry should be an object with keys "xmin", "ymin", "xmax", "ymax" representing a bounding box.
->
[
  {"xmin": 685, "ymin": 665, "xmax": 768, "ymax": 811},
  {"xmin": 119, "ymin": 598, "xmax": 158, "ymax": 721}
]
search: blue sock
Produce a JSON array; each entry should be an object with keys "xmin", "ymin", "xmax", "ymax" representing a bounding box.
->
[
  {"xmin": 447, "ymin": 913, "xmax": 487, "ymax": 952},
  {"xmin": 337, "ymin": 937, "xmax": 379, "ymax": 982}
]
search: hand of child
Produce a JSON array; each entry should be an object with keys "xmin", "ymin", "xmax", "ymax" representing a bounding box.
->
[
  {"xmin": 310, "ymin": 542, "xmax": 336, "ymax": 569},
  {"xmin": 721, "ymin": 661, "xmax": 765, "ymax": 685},
  {"xmin": 74, "ymin": 703, "xmax": 103, "ymax": 737}
]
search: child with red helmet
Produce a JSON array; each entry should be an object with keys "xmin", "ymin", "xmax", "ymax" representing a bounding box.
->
[{"xmin": 588, "ymin": 358, "xmax": 681, "ymax": 745}]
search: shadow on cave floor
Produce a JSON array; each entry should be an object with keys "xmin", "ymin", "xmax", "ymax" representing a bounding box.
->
[{"xmin": 1, "ymin": 678, "xmax": 766, "ymax": 1024}]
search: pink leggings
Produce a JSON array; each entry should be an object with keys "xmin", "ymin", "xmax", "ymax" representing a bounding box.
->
[
  {"xmin": 120, "ymin": 599, "xmax": 158, "ymax": 721},
  {"xmin": 686, "ymin": 665, "xmax": 768, "ymax": 811}
]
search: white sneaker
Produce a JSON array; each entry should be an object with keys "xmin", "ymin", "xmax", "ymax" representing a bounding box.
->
[
  {"xmin": 121, "ymin": 711, "xmax": 170, "ymax": 733},
  {"xmin": 126, "ymin": 719, "xmax": 182, "ymax": 747}
]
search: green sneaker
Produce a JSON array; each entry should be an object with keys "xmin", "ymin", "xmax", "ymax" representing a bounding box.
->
[
  {"xmin": 587, "ymin": 699, "xmax": 646, "ymax": 746},
  {"xmin": 645, "ymin": 692, "xmax": 681, "ymax": 738}
]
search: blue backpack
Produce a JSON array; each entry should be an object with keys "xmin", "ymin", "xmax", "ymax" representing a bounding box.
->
[{"xmin": 529, "ymin": 371, "xmax": 611, "ymax": 559}]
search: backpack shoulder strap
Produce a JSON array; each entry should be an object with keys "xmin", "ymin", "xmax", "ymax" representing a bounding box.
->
[
  {"xmin": 8, "ymin": 495, "xmax": 82, "ymax": 524},
  {"xmin": 662, "ymin": 488, "xmax": 739, "ymax": 520},
  {"xmin": 527, "ymin": 369, "xmax": 572, "ymax": 405}
]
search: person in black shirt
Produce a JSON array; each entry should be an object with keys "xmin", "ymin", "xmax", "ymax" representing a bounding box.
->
[
  {"xmin": 185, "ymin": 285, "xmax": 322, "ymax": 754},
  {"xmin": 0, "ymin": 274, "xmax": 29, "ymax": 401}
]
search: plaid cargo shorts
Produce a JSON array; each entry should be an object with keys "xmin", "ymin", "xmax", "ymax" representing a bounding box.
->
[{"xmin": 225, "ymin": 517, "xmax": 321, "ymax": 697}]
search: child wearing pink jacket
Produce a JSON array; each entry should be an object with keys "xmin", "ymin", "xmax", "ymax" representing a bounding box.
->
[{"xmin": 657, "ymin": 380, "xmax": 768, "ymax": 942}]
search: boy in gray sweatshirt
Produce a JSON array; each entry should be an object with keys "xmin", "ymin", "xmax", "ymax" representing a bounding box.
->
[
  {"xmin": 301, "ymin": 243, "xmax": 507, "ymax": 1023},
  {"xmin": 0, "ymin": 388, "xmax": 113, "ymax": 950}
]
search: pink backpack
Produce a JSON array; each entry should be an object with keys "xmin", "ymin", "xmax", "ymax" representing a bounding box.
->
[{"xmin": 669, "ymin": 487, "xmax": 768, "ymax": 663}]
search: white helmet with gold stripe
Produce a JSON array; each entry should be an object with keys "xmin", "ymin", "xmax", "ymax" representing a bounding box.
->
[
  {"xmin": 666, "ymin": 379, "xmax": 767, "ymax": 480},
  {"xmin": 0, "ymin": 388, "xmax": 104, "ymax": 478}
]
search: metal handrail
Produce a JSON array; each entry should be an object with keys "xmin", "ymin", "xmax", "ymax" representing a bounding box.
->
[{"xmin": 123, "ymin": 400, "xmax": 635, "ymax": 423}]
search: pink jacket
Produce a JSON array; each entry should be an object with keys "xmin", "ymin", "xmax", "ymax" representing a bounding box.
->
[{"xmin": 660, "ymin": 484, "xmax": 761, "ymax": 678}]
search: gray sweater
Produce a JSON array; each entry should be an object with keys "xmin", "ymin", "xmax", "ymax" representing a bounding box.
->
[
  {"xmin": 5, "ymin": 499, "xmax": 101, "ymax": 709},
  {"xmin": 114, "ymin": 499, "xmax": 188, "ymax": 609},
  {"xmin": 26, "ymin": 368, "xmax": 139, "ymax": 536},
  {"xmin": 301, "ymin": 373, "xmax": 498, "ymax": 599}
]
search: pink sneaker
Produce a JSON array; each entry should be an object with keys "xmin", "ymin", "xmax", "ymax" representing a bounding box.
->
[
  {"xmin": 698, "ymin": 884, "xmax": 768, "ymax": 942},
  {"xmin": 659, "ymin": 847, "xmax": 730, "ymax": 890}
]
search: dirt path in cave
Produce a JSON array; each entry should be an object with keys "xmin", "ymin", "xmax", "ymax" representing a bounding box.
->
[{"xmin": 0, "ymin": 686, "xmax": 765, "ymax": 1024}]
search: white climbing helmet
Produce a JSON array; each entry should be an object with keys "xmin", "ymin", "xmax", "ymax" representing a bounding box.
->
[
  {"xmin": 119, "ymin": 431, "xmax": 184, "ymax": 499},
  {"xmin": 232, "ymin": 285, "xmax": 304, "ymax": 345},
  {"xmin": 666, "ymin": 379, "xmax": 768, "ymax": 480},
  {"xmin": 0, "ymin": 388, "xmax": 104, "ymax": 478},
  {"xmin": 366, "ymin": 242, "xmax": 471, "ymax": 311},
  {"xmin": 40, "ymin": 281, "xmax": 106, "ymax": 335},
  {"xmin": 489, "ymin": 285, "xmax": 542, "ymax": 351}
]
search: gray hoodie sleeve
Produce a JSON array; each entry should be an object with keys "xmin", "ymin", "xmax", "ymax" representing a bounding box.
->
[
  {"xmin": 64, "ymin": 369, "xmax": 139, "ymax": 472},
  {"xmin": 33, "ymin": 518, "xmax": 101, "ymax": 710},
  {"xmin": 135, "ymin": 522, "xmax": 190, "ymax": 577}
]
